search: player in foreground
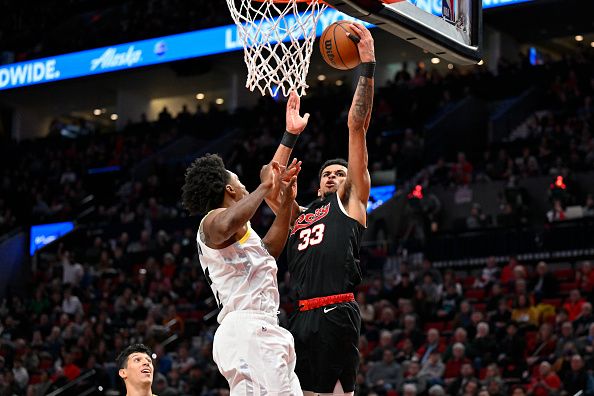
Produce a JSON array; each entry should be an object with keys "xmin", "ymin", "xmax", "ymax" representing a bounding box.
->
[
  {"xmin": 267, "ymin": 22, "xmax": 375, "ymax": 396},
  {"xmin": 116, "ymin": 343, "xmax": 156, "ymax": 396},
  {"xmin": 182, "ymin": 154, "xmax": 302, "ymax": 395}
]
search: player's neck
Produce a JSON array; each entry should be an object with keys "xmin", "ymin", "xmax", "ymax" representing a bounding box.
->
[{"xmin": 125, "ymin": 385, "xmax": 153, "ymax": 396}]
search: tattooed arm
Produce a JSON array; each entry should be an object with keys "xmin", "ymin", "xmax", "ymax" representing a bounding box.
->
[{"xmin": 338, "ymin": 23, "xmax": 374, "ymax": 226}]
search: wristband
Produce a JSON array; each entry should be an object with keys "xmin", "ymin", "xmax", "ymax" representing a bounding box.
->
[
  {"xmin": 361, "ymin": 62, "xmax": 376, "ymax": 79},
  {"xmin": 281, "ymin": 131, "xmax": 299, "ymax": 149}
]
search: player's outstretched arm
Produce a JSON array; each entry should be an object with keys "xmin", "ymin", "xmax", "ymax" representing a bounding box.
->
[
  {"xmin": 265, "ymin": 91, "xmax": 308, "ymax": 219},
  {"xmin": 262, "ymin": 168, "xmax": 299, "ymax": 258},
  {"xmin": 340, "ymin": 23, "xmax": 374, "ymax": 226},
  {"xmin": 204, "ymin": 162, "xmax": 279, "ymax": 246}
]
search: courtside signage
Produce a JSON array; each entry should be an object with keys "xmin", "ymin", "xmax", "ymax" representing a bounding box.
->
[{"xmin": 0, "ymin": 0, "xmax": 532, "ymax": 91}]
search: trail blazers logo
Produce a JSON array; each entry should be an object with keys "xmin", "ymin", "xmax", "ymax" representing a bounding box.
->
[{"xmin": 291, "ymin": 204, "xmax": 330, "ymax": 235}]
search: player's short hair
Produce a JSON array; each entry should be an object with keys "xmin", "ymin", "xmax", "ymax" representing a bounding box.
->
[
  {"xmin": 182, "ymin": 154, "xmax": 230, "ymax": 215},
  {"xmin": 116, "ymin": 343, "xmax": 153, "ymax": 369},
  {"xmin": 318, "ymin": 158, "xmax": 348, "ymax": 181}
]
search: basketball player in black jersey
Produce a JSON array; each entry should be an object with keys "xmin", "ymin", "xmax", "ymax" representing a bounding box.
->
[{"xmin": 266, "ymin": 23, "xmax": 375, "ymax": 396}]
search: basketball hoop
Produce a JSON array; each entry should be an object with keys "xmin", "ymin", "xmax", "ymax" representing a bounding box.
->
[{"xmin": 226, "ymin": 0, "xmax": 328, "ymax": 97}]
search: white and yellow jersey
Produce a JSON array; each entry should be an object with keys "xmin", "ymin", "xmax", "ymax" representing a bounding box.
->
[{"xmin": 196, "ymin": 216, "xmax": 280, "ymax": 324}]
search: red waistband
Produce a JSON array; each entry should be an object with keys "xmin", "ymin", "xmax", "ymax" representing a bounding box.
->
[{"xmin": 298, "ymin": 292, "xmax": 355, "ymax": 311}]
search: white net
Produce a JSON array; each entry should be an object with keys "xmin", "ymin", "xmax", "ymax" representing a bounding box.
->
[{"xmin": 226, "ymin": 0, "xmax": 328, "ymax": 97}]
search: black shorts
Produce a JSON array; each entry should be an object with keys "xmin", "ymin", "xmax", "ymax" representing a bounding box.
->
[{"xmin": 288, "ymin": 301, "xmax": 361, "ymax": 393}]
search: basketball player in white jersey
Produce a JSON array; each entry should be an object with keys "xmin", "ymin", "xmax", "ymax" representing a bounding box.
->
[{"xmin": 181, "ymin": 153, "xmax": 302, "ymax": 395}]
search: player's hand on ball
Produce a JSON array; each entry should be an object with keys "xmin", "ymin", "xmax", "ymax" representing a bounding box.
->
[
  {"xmin": 260, "ymin": 161, "xmax": 281, "ymax": 190},
  {"xmin": 286, "ymin": 91, "xmax": 310, "ymax": 135},
  {"xmin": 348, "ymin": 23, "xmax": 375, "ymax": 63}
]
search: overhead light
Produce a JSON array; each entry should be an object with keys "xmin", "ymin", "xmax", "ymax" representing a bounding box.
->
[
  {"xmin": 93, "ymin": 109, "xmax": 101, "ymax": 116},
  {"xmin": 317, "ymin": 74, "xmax": 326, "ymax": 81},
  {"xmin": 335, "ymin": 79, "xmax": 343, "ymax": 86},
  {"xmin": 447, "ymin": 63, "xmax": 454, "ymax": 70},
  {"xmin": 477, "ymin": 59, "xmax": 484, "ymax": 66},
  {"xmin": 575, "ymin": 35, "xmax": 584, "ymax": 42},
  {"xmin": 591, "ymin": 42, "xmax": 594, "ymax": 48},
  {"xmin": 110, "ymin": 114, "xmax": 118, "ymax": 121},
  {"xmin": 430, "ymin": 57, "xmax": 440, "ymax": 64},
  {"xmin": 196, "ymin": 93, "xmax": 205, "ymax": 100},
  {"xmin": 215, "ymin": 98, "xmax": 224, "ymax": 105}
]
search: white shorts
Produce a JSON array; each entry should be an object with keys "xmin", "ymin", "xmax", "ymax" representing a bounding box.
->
[{"xmin": 213, "ymin": 310, "xmax": 302, "ymax": 396}]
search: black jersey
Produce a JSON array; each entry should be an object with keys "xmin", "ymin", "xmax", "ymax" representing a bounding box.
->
[{"xmin": 287, "ymin": 192, "xmax": 365, "ymax": 300}]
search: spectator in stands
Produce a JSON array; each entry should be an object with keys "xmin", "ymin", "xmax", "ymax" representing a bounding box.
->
[
  {"xmin": 485, "ymin": 283, "xmax": 505, "ymax": 314},
  {"xmin": 396, "ymin": 338, "xmax": 417, "ymax": 364},
  {"xmin": 481, "ymin": 364, "xmax": 506, "ymax": 395},
  {"xmin": 497, "ymin": 322, "xmax": 526, "ymax": 378},
  {"xmin": 469, "ymin": 322, "xmax": 495, "ymax": 368},
  {"xmin": 437, "ymin": 270, "xmax": 463, "ymax": 299},
  {"xmin": 61, "ymin": 286, "xmax": 83, "ymax": 317},
  {"xmin": 369, "ymin": 330, "xmax": 397, "ymax": 362},
  {"xmin": 511, "ymin": 294, "xmax": 539, "ymax": 328},
  {"xmin": 466, "ymin": 203, "xmax": 489, "ymax": 229},
  {"xmin": 396, "ymin": 314, "xmax": 425, "ymax": 349},
  {"xmin": 531, "ymin": 261, "xmax": 558, "ymax": 301},
  {"xmin": 500, "ymin": 257, "xmax": 520, "ymax": 285},
  {"xmin": 419, "ymin": 350, "xmax": 445, "ymax": 387},
  {"xmin": 564, "ymin": 289, "xmax": 586, "ymax": 321},
  {"xmin": 444, "ymin": 343, "xmax": 471, "ymax": 382},
  {"xmin": 400, "ymin": 359, "xmax": 427, "ymax": 395},
  {"xmin": 451, "ymin": 152, "xmax": 474, "ymax": 185},
  {"xmin": 473, "ymin": 257, "xmax": 500, "ymax": 289},
  {"xmin": 391, "ymin": 272, "xmax": 416, "ymax": 303},
  {"xmin": 561, "ymin": 354, "xmax": 593, "ymax": 396},
  {"xmin": 527, "ymin": 361, "xmax": 561, "ymax": 396},
  {"xmin": 574, "ymin": 302, "xmax": 594, "ymax": 338},
  {"xmin": 576, "ymin": 261, "xmax": 594, "ymax": 295},
  {"xmin": 447, "ymin": 362, "xmax": 477, "ymax": 396},
  {"xmin": 366, "ymin": 349, "xmax": 402, "ymax": 393},
  {"xmin": 526, "ymin": 323, "xmax": 557, "ymax": 367},
  {"xmin": 417, "ymin": 329, "xmax": 446, "ymax": 364},
  {"xmin": 546, "ymin": 199, "xmax": 566, "ymax": 222},
  {"xmin": 579, "ymin": 323, "xmax": 594, "ymax": 357},
  {"xmin": 555, "ymin": 322, "xmax": 577, "ymax": 359},
  {"xmin": 436, "ymin": 283, "xmax": 462, "ymax": 321}
]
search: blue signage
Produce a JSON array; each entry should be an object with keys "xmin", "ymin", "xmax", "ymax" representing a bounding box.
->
[
  {"xmin": 368, "ymin": 185, "xmax": 396, "ymax": 213},
  {"xmin": 0, "ymin": 0, "xmax": 533, "ymax": 91},
  {"xmin": 30, "ymin": 221, "xmax": 75, "ymax": 256}
]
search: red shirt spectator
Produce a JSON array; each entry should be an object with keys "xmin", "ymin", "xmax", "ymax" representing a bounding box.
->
[
  {"xmin": 563, "ymin": 290, "xmax": 586, "ymax": 321},
  {"xmin": 528, "ymin": 361, "xmax": 561, "ymax": 396},
  {"xmin": 444, "ymin": 343, "xmax": 471, "ymax": 379}
]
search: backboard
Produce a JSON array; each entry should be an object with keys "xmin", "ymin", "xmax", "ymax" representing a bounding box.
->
[{"xmin": 323, "ymin": 0, "xmax": 482, "ymax": 64}]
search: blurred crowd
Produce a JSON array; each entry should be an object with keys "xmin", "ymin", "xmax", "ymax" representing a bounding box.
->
[
  {"xmin": 3, "ymin": 224, "xmax": 594, "ymax": 395},
  {"xmin": 0, "ymin": 0, "xmax": 230, "ymax": 62}
]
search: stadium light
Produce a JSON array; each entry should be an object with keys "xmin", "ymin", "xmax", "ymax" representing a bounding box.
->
[
  {"xmin": 93, "ymin": 109, "xmax": 101, "ymax": 116},
  {"xmin": 335, "ymin": 80, "xmax": 343, "ymax": 86},
  {"xmin": 317, "ymin": 74, "xmax": 326, "ymax": 81},
  {"xmin": 110, "ymin": 114, "xmax": 118, "ymax": 121},
  {"xmin": 196, "ymin": 93, "xmax": 205, "ymax": 100},
  {"xmin": 431, "ymin": 57, "xmax": 440, "ymax": 64},
  {"xmin": 215, "ymin": 98, "xmax": 224, "ymax": 105},
  {"xmin": 575, "ymin": 35, "xmax": 584, "ymax": 42},
  {"xmin": 447, "ymin": 63, "xmax": 454, "ymax": 70}
]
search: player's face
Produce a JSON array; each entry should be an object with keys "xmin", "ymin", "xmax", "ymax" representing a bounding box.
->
[
  {"xmin": 119, "ymin": 352, "xmax": 153, "ymax": 387},
  {"xmin": 319, "ymin": 164, "xmax": 347, "ymax": 197},
  {"xmin": 227, "ymin": 171, "xmax": 248, "ymax": 200}
]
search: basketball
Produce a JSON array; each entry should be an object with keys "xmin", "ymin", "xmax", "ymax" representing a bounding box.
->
[{"xmin": 319, "ymin": 21, "xmax": 361, "ymax": 70}]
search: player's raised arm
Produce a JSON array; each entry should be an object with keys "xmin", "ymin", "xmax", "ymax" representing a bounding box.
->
[
  {"xmin": 265, "ymin": 92, "xmax": 308, "ymax": 221},
  {"xmin": 271, "ymin": 90, "xmax": 309, "ymax": 167},
  {"xmin": 204, "ymin": 161, "xmax": 280, "ymax": 246},
  {"xmin": 262, "ymin": 167, "xmax": 299, "ymax": 258},
  {"xmin": 340, "ymin": 23, "xmax": 374, "ymax": 225}
]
